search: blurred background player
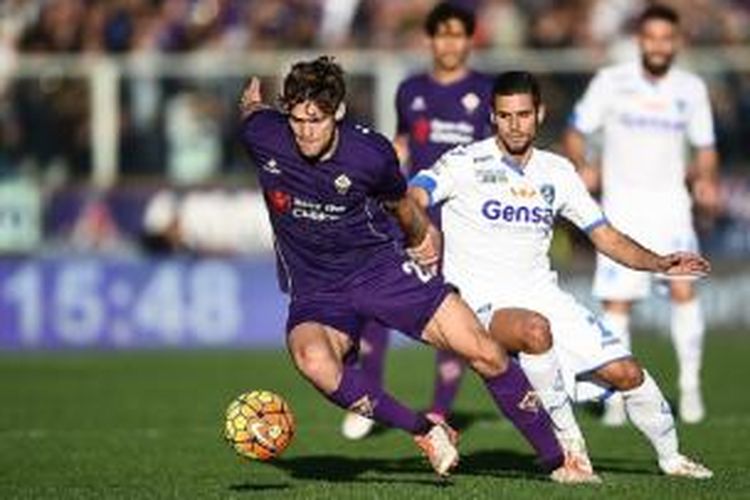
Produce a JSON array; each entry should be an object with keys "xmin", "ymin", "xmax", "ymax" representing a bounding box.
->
[
  {"xmin": 563, "ymin": 4, "xmax": 719, "ymax": 426},
  {"xmin": 342, "ymin": 1, "xmax": 493, "ymax": 440},
  {"xmin": 239, "ymin": 56, "xmax": 590, "ymax": 481},
  {"xmin": 409, "ymin": 70, "xmax": 713, "ymax": 479}
]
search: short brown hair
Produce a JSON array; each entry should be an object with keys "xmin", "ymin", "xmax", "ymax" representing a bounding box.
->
[{"xmin": 279, "ymin": 56, "xmax": 346, "ymax": 115}]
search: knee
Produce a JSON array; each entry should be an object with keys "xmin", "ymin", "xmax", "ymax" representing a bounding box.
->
[
  {"xmin": 608, "ymin": 360, "xmax": 644, "ymax": 391},
  {"xmin": 466, "ymin": 337, "xmax": 509, "ymax": 378},
  {"xmin": 291, "ymin": 343, "xmax": 339, "ymax": 390},
  {"xmin": 522, "ymin": 313, "xmax": 553, "ymax": 354}
]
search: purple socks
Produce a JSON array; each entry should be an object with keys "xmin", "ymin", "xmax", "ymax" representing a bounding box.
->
[
  {"xmin": 327, "ymin": 362, "xmax": 431, "ymax": 435},
  {"xmin": 482, "ymin": 361, "xmax": 564, "ymax": 471},
  {"xmin": 430, "ymin": 350, "xmax": 466, "ymax": 416},
  {"xmin": 359, "ymin": 321, "xmax": 390, "ymax": 386}
]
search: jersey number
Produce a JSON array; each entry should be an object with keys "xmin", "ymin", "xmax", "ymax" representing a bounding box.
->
[{"xmin": 402, "ymin": 260, "xmax": 434, "ymax": 284}]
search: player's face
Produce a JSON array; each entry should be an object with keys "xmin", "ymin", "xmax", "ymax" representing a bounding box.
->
[
  {"xmin": 288, "ymin": 100, "xmax": 337, "ymax": 159},
  {"xmin": 430, "ymin": 19, "xmax": 472, "ymax": 72},
  {"xmin": 638, "ymin": 19, "xmax": 680, "ymax": 77},
  {"xmin": 492, "ymin": 93, "xmax": 543, "ymax": 156}
]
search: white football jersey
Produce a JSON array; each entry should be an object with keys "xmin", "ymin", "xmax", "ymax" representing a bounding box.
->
[
  {"xmin": 412, "ymin": 138, "xmax": 605, "ymax": 305},
  {"xmin": 571, "ymin": 62, "xmax": 715, "ymax": 213}
]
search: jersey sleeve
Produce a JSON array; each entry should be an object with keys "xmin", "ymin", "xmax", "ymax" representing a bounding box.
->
[
  {"xmin": 569, "ymin": 71, "xmax": 610, "ymax": 135},
  {"xmin": 556, "ymin": 160, "xmax": 607, "ymax": 233},
  {"xmin": 395, "ymin": 82, "xmax": 410, "ymax": 136},
  {"xmin": 372, "ymin": 143, "xmax": 408, "ymax": 202},
  {"xmin": 239, "ymin": 108, "xmax": 284, "ymax": 157},
  {"xmin": 687, "ymin": 80, "xmax": 716, "ymax": 148},
  {"xmin": 408, "ymin": 147, "xmax": 465, "ymax": 206}
]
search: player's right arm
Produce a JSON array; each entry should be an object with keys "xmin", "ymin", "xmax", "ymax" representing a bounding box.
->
[
  {"xmin": 562, "ymin": 70, "xmax": 610, "ymax": 193},
  {"xmin": 589, "ymin": 223, "xmax": 711, "ymax": 277},
  {"xmin": 404, "ymin": 149, "xmax": 464, "ymax": 266},
  {"xmin": 238, "ymin": 77, "xmax": 270, "ymax": 120},
  {"xmin": 393, "ymin": 134, "xmax": 410, "ymax": 168}
]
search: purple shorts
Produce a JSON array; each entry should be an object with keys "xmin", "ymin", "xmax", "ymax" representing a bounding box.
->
[{"xmin": 287, "ymin": 249, "xmax": 452, "ymax": 343}]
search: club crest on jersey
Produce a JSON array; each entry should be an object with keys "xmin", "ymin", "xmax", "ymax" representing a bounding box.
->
[
  {"xmin": 675, "ymin": 98, "xmax": 687, "ymax": 114},
  {"xmin": 540, "ymin": 184, "xmax": 555, "ymax": 206},
  {"xmin": 461, "ymin": 92, "xmax": 480, "ymax": 114},
  {"xmin": 410, "ymin": 96, "xmax": 427, "ymax": 111},
  {"xmin": 518, "ymin": 390, "xmax": 541, "ymax": 413},
  {"xmin": 334, "ymin": 173, "xmax": 352, "ymax": 194}
]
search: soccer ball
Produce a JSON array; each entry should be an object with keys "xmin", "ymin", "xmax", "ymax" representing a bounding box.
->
[{"xmin": 224, "ymin": 390, "xmax": 295, "ymax": 461}]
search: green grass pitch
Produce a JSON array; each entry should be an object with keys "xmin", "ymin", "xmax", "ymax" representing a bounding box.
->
[{"xmin": 1, "ymin": 332, "xmax": 748, "ymax": 499}]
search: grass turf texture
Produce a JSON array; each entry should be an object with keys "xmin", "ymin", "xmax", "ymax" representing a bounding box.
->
[{"xmin": 1, "ymin": 333, "xmax": 748, "ymax": 499}]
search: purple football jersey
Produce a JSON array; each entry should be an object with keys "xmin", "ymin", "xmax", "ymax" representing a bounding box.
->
[
  {"xmin": 241, "ymin": 109, "xmax": 407, "ymax": 297},
  {"xmin": 396, "ymin": 71, "xmax": 493, "ymax": 175}
]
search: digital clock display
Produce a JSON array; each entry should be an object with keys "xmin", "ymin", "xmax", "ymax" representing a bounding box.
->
[{"xmin": 0, "ymin": 257, "xmax": 288, "ymax": 349}]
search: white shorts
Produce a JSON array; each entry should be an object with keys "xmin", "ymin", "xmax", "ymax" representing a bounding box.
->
[
  {"xmin": 593, "ymin": 203, "xmax": 698, "ymax": 301},
  {"xmin": 473, "ymin": 285, "xmax": 631, "ymax": 402}
]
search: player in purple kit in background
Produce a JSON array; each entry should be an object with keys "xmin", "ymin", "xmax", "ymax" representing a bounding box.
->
[
  {"xmin": 238, "ymin": 56, "xmax": 592, "ymax": 482},
  {"xmin": 341, "ymin": 2, "xmax": 493, "ymax": 440}
]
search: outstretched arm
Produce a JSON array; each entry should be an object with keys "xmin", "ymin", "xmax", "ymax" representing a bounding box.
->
[
  {"xmin": 589, "ymin": 223, "xmax": 710, "ymax": 276},
  {"xmin": 238, "ymin": 77, "xmax": 270, "ymax": 120}
]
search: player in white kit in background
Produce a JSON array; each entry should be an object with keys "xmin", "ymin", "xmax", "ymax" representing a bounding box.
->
[
  {"xmin": 408, "ymin": 70, "xmax": 713, "ymax": 478},
  {"xmin": 563, "ymin": 4, "xmax": 719, "ymax": 425}
]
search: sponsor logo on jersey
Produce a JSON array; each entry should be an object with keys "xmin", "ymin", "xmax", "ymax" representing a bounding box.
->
[
  {"xmin": 540, "ymin": 184, "xmax": 555, "ymax": 206},
  {"xmin": 411, "ymin": 96, "xmax": 427, "ymax": 111},
  {"xmin": 461, "ymin": 92, "xmax": 481, "ymax": 114},
  {"xmin": 473, "ymin": 154, "xmax": 494, "ymax": 164},
  {"xmin": 264, "ymin": 190, "xmax": 346, "ymax": 221},
  {"xmin": 475, "ymin": 168, "xmax": 507, "ymax": 184},
  {"xmin": 334, "ymin": 173, "xmax": 352, "ymax": 194},
  {"xmin": 262, "ymin": 158, "xmax": 281, "ymax": 175},
  {"xmin": 429, "ymin": 119, "xmax": 474, "ymax": 144},
  {"xmin": 481, "ymin": 199, "xmax": 554, "ymax": 225},
  {"xmin": 412, "ymin": 117, "xmax": 431, "ymax": 144},
  {"xmin": 265, "ymin": 190, "xmax": 292, "ymax": 214},
  {"xmin": 618, "ymin": 112, "xmax": 686, "ymax": 133}
]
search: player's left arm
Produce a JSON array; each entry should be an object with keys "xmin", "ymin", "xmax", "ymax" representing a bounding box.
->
[
  {"xmin": 384, "ymin": 195, "xmax": 440, "ymax": 267},
  {"xmin": 689, "ymin": 147, "xmax": 720, "ymax": 215},
  {"xmin": 686, "ymin": 79, "xmax": 720, "ymax": 214},
  {"xmin": 589, "ymin": 223, "xmax": 711, "ymax": 276},
  {"xmin": 559, "ymin": 158, "xmax": 710, "ymax": 277}
]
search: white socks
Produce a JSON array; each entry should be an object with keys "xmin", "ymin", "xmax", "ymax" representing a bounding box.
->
[
  {"xmin": 603, "ymin": 311, "xmax": 631, "ymax": 351},
  {"xmin": 601, "ymin": 311, "xmax": 631, "ymax": 419},
  {"xmin": 519, "ymin": 350, "xmax": 584, "ymax": 443},
  {"xmin": 670, "ymin": 299, "xmax": 705, "ymax": 392},
  {"xmin": 622, "ymin": 370, "xmax": 679, "ymax": 462}
]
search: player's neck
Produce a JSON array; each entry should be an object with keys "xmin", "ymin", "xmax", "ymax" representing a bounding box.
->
[
  {"xmin": 431, "ymin": 66, "xmax": 469, "ymax": 85},
  {"xmin": 495, "ymin": 137, "xmax": 533, "ymax": 168},
  {"xmin": 318, "ymin": 129, "xmax": 340, "ymax": 163},
  {"xmin": 641, "ymin": 65, "xmax": 671, "ymax": 84}
]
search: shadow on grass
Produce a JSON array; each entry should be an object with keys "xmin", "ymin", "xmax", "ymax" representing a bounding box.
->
[
  {"xmin": 365, "ymin": 409, "xmax": 499, "ymax": 439},
  {"xmin": 228, "ymin": 483, "xmax": 291, "ymax": 492}
]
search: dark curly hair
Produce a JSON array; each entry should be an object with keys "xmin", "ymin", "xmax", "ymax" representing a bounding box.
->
[
  {"xmin": 492, "ymin": 71, "xmax": 542, "ymax": 109},
  {"xmin": 638, "ymin": 4, "xmax": 679, "ymax": 28},
  {"xmin": 279, "ymin": 56, "xmax": 346, "ymax": 115},
  {"xmin": 424, "ymin": 2, "xmax": 475, "ymax": 37}
]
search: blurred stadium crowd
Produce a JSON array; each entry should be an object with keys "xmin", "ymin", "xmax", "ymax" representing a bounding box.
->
[
  {"xmin": 2, "ymin": 0, "xmax": 749, "ymax": 53},
  {"xmin": 0, "ymin": 0, "xmax": 750, "ymax": 258}
]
